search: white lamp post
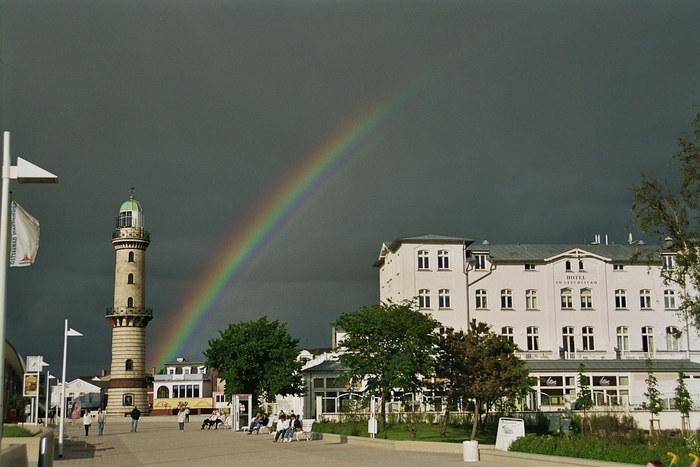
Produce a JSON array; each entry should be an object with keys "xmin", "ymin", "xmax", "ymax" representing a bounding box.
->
[
  {"xmin": 45, "ymin": 371, "xmax": 55, "ymax": 425},
  {"xmin": 58, "ymin": 319, "xmax": 82, "ymax": 458},
  {"xmin": 0, "ymin": 132, "xmax": 58, "ymax": 446}
]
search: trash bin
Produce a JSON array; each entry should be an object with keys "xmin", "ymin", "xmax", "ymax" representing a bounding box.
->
[{"xmin": 463, "ymin": 440, "xmax": 479, "ymax": 462}]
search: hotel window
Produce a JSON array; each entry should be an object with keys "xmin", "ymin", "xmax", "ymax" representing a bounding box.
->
[
  {"xmin": 524, "ymin": 263, "xmax": 536, "ymax": 271},
  {"xmin": 417, "ymin": 250, "xmax": 429, "ymax": 270},
  {"xmin": 526, "ymin": 327, "xmax": 539, "ymax": 351},
  {"xmin": 613, "ymin": 264, "xmax": 624, "ymax": 271},
  {"xmin": 157, "ymin": 386, "xmax": 169, "ymax": 399},
  {"xmin": 640, "ymin": 290, "xmax": 652, "ymax": 309},
  {"xmin": 666, "ymin": 326, "xmax": 680, "ymax": 351},
  {"xmin": 501, "ymin": 289, "xmax": 513, "ymax": 309},
  {"xmin": 437, "ymin": 250, "xmax": 449, "ymax": 270},
  {"xmin": 418, "ymin": 289, "xmax": 430, "ymax": 309},
  {"xmin": 565, "ymin": 260, "xmax": 572, "ymax": 271},
  {"xmin": 616, "ymin": 326, "xmax": 629, "ymax": 351},
  {"xmin": 582, "ymin": 326, "xmax": 595, "ymax": 351},
  {"xmin": 580, "ymin": 288, "xmax": 593, "ymax": 309},
  {"xmin": 614, "ymin": 289, "xmax": 627, "ymax": 309},
  {"xmin": 193, "ymin": 385, "xmax": 200, "ymax": 398},
  {"xmin": 642, "ymin": 326, "xmax": 655, "ymax": 353},
  {"xmin": 578, "ymin": 260, "xmax": 585, "ymax": 271},
  {"xmin": 562, "ymin": 326, "xmax": 575, "ymax": 353},
  {"xmin": 664, "ymin": 290, "xmax": 677, "ymax": 309},
  {"xmin": 526, "ymin": 289, "xmax": 537, "ymax": 310},
  {"xmin": 662, "ymin": 254, "xmax": 675, "ymax": 270},
  {"xmin": 438, "ymin": 289, "xmax": 451, "ymax": 309},
  {"xmin": 501, "ymin": 326, "xmax": 514, "ymax": 343},
  {"xmin": 474, "ymin": 254, "xmax": 486, "ymax": 270},
  {"xmin": 560, "ymin": 288, "xmax": 573, "ymax": 309},
  {"xmin": 475, "ymin": 289, "xmax": 487, "ymax": 309}
]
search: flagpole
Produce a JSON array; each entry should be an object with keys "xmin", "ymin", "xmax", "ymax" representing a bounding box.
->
[{"xmin": 0, "ymin": 132, "xmax": 12, "ymax": 447}]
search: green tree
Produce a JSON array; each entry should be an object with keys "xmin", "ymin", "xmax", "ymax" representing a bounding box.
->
[
  {"xmin": 203, "ymin": 316, "xmax": 305, "ymax": 405},
  {"xmin": 435, "ymin": 320, "xmax": 530, "ymax": 440},
  {"xmin": 675, "ymin": 369, "xmax": 693, "ymax": 434},
  {"xmin": 631, "ymin": 110, "xmax": 700, "ymax": 328},
  {"xmin": 575, "ymin": 363, "xmax": 593, "ymax": 434},
  {"xmin": 332, "ymin": 301, "xmax": 439, "ymax": 433},
  {"xmin": 644, "ymin": 359, "xmax": 664, "ymax": 435}
]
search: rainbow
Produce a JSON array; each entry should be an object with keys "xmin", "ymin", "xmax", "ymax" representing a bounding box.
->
[{"xmin": 149, "ymin": 99, "xmax": 401, "ymax": 369}]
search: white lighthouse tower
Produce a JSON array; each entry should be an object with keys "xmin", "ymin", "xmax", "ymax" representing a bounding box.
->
[{"xmin": 105, "ymin": 192, "xmax": 152, "ymax": 416}]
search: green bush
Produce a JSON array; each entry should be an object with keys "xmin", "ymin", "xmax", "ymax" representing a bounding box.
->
[
  {"xmin": 509, "ymin": 432, "xmax": 693, "ymax": 465},
  {"xmin": 3, "ymin": 425, "xmax": 34, "ymax": 437}
]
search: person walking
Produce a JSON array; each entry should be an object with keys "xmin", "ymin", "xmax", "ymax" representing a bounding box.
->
[
  {"xmin": 178, "ymin": 407, "xmax": 187, "ymax": 432},
  {"xmin": 184, "ymin": 407, "xmax": 190, "ymax": 423},
  {"xmin": 82, "ymin": 409, "xmax": 92, "ymax": 436},
  {"xmin": 130, "ymin": 406, "xmax": 141, "ymax": 432},
  {"xmin": 96, "ymin": 408, "xmax": 106, "ymax": 435}
]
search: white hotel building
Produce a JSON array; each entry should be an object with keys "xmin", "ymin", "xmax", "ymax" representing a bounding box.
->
[{"xmin": 373, "ymin": 234, "xmax": 700, "ymax": 413}]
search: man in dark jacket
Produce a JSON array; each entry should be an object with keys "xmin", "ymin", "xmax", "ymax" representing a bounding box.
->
[{"xmin": 130, "ymin": 407, "xmax": 141, "ymax": 432}]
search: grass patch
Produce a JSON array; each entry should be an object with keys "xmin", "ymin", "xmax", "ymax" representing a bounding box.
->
[
  {"xmin": 3, "ymin": 425, "xmax": 35, "ymax": 437},
  {"xmin": 313, "ymin": 420, "xmax": 498, "ymax": 444}
]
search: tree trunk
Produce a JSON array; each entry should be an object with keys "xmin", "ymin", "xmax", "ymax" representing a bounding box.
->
[
  {"xmin": 440, "ymin": 409, "xmax": 449, "ymax": 438},
  {"xmin": 470, "ymin": 400, "xmax": 480, "ymax": 441},
  {"xmin": 380, "ymin": 393, "xmax": 386, "ymax": 434}
]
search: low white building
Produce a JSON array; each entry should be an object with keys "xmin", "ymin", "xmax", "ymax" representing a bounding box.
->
[
  {"xmin": 151, "ymin": 358, "xmax": 214, "ymax": 415},
  {"xmin": 51, "ymin": 377, "xmax": 106, "ymax": 414}
]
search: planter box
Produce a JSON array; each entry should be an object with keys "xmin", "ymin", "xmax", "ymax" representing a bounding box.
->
[{"xmin": 1, "ymin": 425, "xmax": 54, "ymax": 467}]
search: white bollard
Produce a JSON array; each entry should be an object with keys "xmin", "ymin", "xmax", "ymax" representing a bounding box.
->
[{"xmin": 463, "ymin": 440, "xmax": 479, "ymax": 462}]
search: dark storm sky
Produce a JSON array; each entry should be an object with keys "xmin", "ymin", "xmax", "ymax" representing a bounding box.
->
[{"xmin": 1, "ymin": 0, "xmax": 699, "ymax": 379}]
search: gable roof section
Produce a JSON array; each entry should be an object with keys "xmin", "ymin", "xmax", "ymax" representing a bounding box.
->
[{"xmin": 374, "ymin": 235, "xmax": 474, "ymax": 267}]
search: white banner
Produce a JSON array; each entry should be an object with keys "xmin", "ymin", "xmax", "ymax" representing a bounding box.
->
[{"xmin": 10, "ymin": 201, "xmax": 40, "ymax": 267}]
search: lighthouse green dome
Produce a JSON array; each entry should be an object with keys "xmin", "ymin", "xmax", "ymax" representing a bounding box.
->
[{"xmin": 120, "ymin": 195, "xmax": 143, "ymax": 212}]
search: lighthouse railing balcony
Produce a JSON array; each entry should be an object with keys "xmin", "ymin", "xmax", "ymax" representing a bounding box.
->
[
  {"xmin": 112, "ymin": 227, "xmax": 150, "ymax": 241},
  {"xmin": 106, "ymin": 307, "xmax": 153, "ymax": 317}
]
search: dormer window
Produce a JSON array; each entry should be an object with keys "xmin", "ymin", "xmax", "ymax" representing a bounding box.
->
[
  {"xmin": 662, "ymin": 255, "xmax": 675, "ymax": 270},
  {"xmin": 474, "ymin": 254, "xmax": 486, "ymax": 270},
  {"xmin": 524, "ymin": 263, "xmax": 536, "ymax": 271}
]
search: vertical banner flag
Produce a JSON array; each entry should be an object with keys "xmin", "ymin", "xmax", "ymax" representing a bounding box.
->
[{"xmin": 10, "ymin": 200, "xmax": 40, "ymax": 267}]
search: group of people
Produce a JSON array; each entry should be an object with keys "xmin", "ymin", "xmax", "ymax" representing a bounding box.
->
[
  {"xmin": 81, "ymin": 408, "xmax": 106, "ymax": 436},
  {"xmin": 272, "ymin": 410, "xmax": 302, "ymax": 442},
  {"xmin": 247, "ymin": 412, "xmax": 270, "ymax": 433}
]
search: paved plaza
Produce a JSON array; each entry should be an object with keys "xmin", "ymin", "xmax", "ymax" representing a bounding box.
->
[{"xmin": 53, "ymin": 416, "xmax": 511, "ymax": 466}]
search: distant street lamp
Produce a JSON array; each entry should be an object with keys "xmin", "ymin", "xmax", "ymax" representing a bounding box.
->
[
  {"xmin": 0, "ymin": 131, "xmax": 58, "ymax": 446},
  {"xmin": 58, "ymin": 319, "xmax": 82, "ymax": 458},
  {"xmin": 45, "ymin": 371, "xmax": 55, "ymax": 425}
]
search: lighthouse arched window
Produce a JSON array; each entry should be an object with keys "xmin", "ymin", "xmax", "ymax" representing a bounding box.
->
[
  {"xmin": 126, "ymin": 359, "xmax": 133, "ymax": 371},
  {"xmin": 128, "ymin": 273, "xmax": 134, "ymax": 284},
  {"xmin": 128, "ymin": 252, "xmax": 134, "ymax": 262},
  {"xmin": 128, "ymin": 297, "xmax": 134, "ymax": 307}
]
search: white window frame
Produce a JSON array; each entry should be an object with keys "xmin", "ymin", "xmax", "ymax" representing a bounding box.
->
[
  {"xmin": 417, "ymin": 250, "xmax": 429, "ymax": 270},
  {"xmin": 437, "ymin": 250, "xmax": 449, "ymax": 270},
  {"xmin": 418, "ymin": 289, "xmax": 430, "ymax": 309},
  {"xmin": 582, "ymin": 326, "xmax": 595, "ymax": 351},
  {"xmin": 474, "ymin": 254, "xmax": 487, "ymax": 270},
  {"xmin": 666, "ymin": 326, "xmax": 680, "ymax": 351},
  {"xmin": 475, "ymin": 289, "xmax": 487, "ymax": 309},
  {"xmin": 526, "ymin": 289, "xmax": 537, "ymax": 310},
  {"xmin": 616, "ymin": 326, "xmax": 629, "ymax": 351},
  {"xmin": 662, "ymin": 254, "xmax": 675, "ymax": 270},
  {"xmin": 438, "ymin": 289, "xmax": 451, "ymax": 309},
  {"xmin": 562, "ymin": 326, "xmax": 575, "ymax": 353},
  {"xmin": 642, "ymin": 326, "xmax": 655, "ymax": 353},
  {"xmin": 526, "ymin": 326, "xmax": 539, "ymax": 351},
  {"xmin": 615, "ymin": 289, "xmax": 627, "ymax": 309},
  {"xmin": 501, "ymin": 289, "xmax": 513, "ymax": 309},
  {"xmin": 501, "ymin": 326, "xmax": 514, "ymax": 343},
  {"xmin": 561, "ymin": 288, "xmax": 573, "ymax": 309},
  {"xmin": 580, "ymin": 288, "xmax": 592, "ymax": 309},
  {"xmin": 664, "ymin": 290, "xmax": 677, "ymax": 310},
  {"xmin": 640, "ymin": 290, "xmax": 652, "ymax": 309}
]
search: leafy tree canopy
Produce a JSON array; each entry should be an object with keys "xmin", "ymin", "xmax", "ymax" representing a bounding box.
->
[
  {"xmin": 435, "ymin": 320, "xmax": 530, "ymax": 440},
  {"xmin": 631, "ymin": 110, "xmax": 700, "ymax": 327},
  {"xmin": 203, "ymin": 316, "xmax": 305, "ymax": 404},
  {"xmin": 332, "ymin": 301, "xmax": 439, "ymax": 431}
]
